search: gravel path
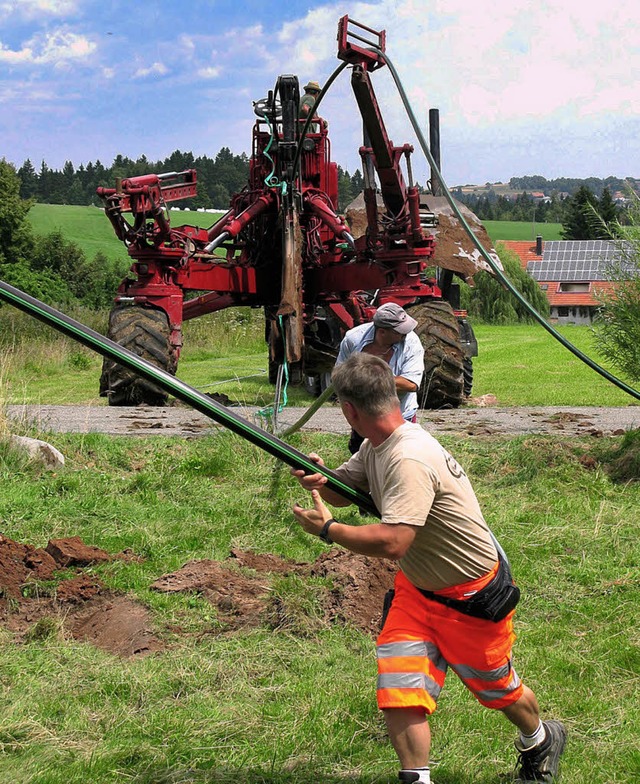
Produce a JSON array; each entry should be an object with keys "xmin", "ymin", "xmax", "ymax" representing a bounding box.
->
[{"xmin": 7, "ymin": 403, "xmax": 640, "ymax": 439}]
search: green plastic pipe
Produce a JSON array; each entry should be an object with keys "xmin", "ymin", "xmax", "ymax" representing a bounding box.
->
[{"xmin": 0, "ymin": 280, "xmax": 379, "ymax": 517}]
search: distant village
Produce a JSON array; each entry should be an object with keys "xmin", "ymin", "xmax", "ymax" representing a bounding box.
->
[{"xmin": 452, "ymin": 179, "xmax": 637, "ymax": 206}]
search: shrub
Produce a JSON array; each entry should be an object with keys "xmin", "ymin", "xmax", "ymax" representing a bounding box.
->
[{"xmin": 468, "ymin": 245, "xmax": 550, "ymax": 324}]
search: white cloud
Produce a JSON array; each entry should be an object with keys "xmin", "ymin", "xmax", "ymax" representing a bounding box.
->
[
  {"xmin": 2, "ymin": 0, "xmax": 638, "ymax": 181},
  {"xmin": 0, "ymin": 77, "xmax": 69, "ymax": 109},
  {"xmin": 197, "ymin": 66, "xmax": 220, "ymax": 80},
  {"xmin": 256, "ymin": 0, "xmax": 640, "ymax": 178},
  {"xmin": 134, "ymin": 62, "xmax": 169, "ymax": 79},
  {"xmin": 179, "ymin": 34, "xmax": 196, "ymax": 55},
  {"xmin": 0, "ymin": 42, "xmax": 34, "ymax": 64},
  {"xmin": 0, "ymin": 0, "xmax": 78, "ymax": 20},
  {"xmin": 0, "ymin": 29, "xmax": 96, "ymax": 67}
]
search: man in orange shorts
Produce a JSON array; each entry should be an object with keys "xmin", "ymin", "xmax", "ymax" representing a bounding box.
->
[{"xmin": 291, "ymin": 353, "xmax": 566, "ymax": 783}]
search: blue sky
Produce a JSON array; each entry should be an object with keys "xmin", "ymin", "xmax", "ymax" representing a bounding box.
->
[{"xmin": 1, "ymin": 0, "xmax": 639, "ymax": 189}]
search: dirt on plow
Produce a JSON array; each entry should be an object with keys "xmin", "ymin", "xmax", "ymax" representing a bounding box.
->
[{"xmin": 0, "ymin": 535, "xmax": 396, "ymax": 657}]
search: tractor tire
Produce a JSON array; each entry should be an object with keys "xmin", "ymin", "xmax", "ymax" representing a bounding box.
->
[
  {"xmin": 407, "ymin": 301, "xmax": 465, "ymax": 409},
  {"xmin": 99, "ymin": 305, "xmax": 177, "ymax": 406}
]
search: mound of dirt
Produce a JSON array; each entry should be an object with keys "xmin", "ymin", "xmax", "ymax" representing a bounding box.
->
[
  {"xmin": 152, "ymin": 547, "xmax": 397, "ymax": 637},
  {"xmin": 2, "ymin": 535, "xmax": 397, "ymax": 656},
  {"xmin": 310, "ymin": 548, "xmax": 397, "ymax": 635},
  {"xmin": 0, "ymin": 534, "xmax": 162, "ymax": 657},
  {"xmin": 344, "ymin": 192, "xmax": 499, "ymax": 282}
]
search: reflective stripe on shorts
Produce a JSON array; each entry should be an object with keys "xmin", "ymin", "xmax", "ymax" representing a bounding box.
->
[
  {"xmin": 376, "ymin": 570, "xmax": 524, "ymax": 713},
  {"xmin": 451, "ymin": 661, "xmax": 522, "ymax": 707},
  {"xmin": 376, "ymin": 638, "xmax": 448, "ymax": 712}
]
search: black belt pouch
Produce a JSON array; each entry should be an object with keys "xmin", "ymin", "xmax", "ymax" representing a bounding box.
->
[{"xmin": 417, "ymin": 554, "xmax": 520, "ymax": 623}]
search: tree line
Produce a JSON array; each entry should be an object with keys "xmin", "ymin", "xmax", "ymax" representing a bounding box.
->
[
  {"xmin": 454, "ymin": 186, "xmax": 626, "ymax": 238},
  {"xmin": 14, "ymin": 149, "xmax": 366, "ymax": 213},
  {"xmin": 16, "ymin": 149, "xmax": 250, "ymax": 211},
  {"xmin": 13, "ymin": 148, "xmax": 635, "ymax": 235}
]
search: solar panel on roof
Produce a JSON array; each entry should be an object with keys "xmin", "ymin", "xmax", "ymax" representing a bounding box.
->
[{"xmin": 529, "ymin": 240, "xmax": 631, "ymax": 282}]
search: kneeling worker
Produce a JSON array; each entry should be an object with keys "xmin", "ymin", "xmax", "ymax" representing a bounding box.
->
[{"xmin": 335, "ymin": 302, "xmax": 424, "ymax": 453}]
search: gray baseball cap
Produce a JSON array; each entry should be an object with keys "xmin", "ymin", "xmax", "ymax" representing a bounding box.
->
[{"xmin": 373, "ymin": 303, "xmax": 418, "ymax": 335}]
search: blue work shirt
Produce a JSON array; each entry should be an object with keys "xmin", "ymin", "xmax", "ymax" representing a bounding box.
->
[{"xmin": 335, "ymin": 323, "xmax": 424, "ymax": 420}]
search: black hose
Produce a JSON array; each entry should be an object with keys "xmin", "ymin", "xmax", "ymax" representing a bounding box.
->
[
  {"xmin": 0, "ymin": 280, "xmax": 379, "ymax": 517},
  {"xmin": 292, "ymin": 60, "xmax": 350, "ymax": 185},
  {"xmin": 374, "ymin": 47, "xmax": 640, "ymax": 403}
]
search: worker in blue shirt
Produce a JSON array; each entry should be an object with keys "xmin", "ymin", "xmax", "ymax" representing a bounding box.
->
[{"xmin": 335, "ymin": 303, "xmax": 424, "ymax": 453}]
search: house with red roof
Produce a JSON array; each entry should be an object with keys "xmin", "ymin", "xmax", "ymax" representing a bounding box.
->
[{"xmin": 501, "ymin": 239, "xmax": 621, "ymax": 325}]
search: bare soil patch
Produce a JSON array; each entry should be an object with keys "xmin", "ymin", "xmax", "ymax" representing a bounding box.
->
[
  {"xmin": 0, "ymin": 534, "xmax": 162, "ymax": 657},
  {"xmin": 1, "ymin": 535, "xmax": 396, "ymax": 657},
  {"xmin": 152, "ymin": 547, "xmax": 396, "ymax": 637}
]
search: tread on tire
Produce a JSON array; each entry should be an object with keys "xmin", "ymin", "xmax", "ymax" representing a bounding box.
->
[{"xmin": 99, "ymin": 305, "xmax": 176, "ymax": 406}]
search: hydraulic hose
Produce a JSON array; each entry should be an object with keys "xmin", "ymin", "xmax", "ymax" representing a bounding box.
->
[
  {"xmin": 0, "ymin": 280, "xmax": 379, "ymax": 517},
  {"xmin": 279, "ymin": 382, "xmax": 336, "ymax": 438},
  {"xmin": 373, "ymin": 47, "xmax": 640, "ymax": 403},
  {"xmin": 292, "ymin": 60, "xmax": 350, "ymax": 185}
]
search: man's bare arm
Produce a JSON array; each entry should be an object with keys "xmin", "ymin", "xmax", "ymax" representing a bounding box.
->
[
  {"xmin": 293, "ymin": 490, "xmax": 417, "ymax": 559},
  {"xmin": 395, "ymin": 375, "xmax": 418, "ymax": 393}
]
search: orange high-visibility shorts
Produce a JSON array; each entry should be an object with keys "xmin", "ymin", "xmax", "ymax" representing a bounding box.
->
[{"xmin": 376, "ymin": 568, "xmax": 523, "ymax": 715}]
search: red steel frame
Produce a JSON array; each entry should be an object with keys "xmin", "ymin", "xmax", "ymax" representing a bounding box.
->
[{"xmin": 97, "ymin": 16, "xmax": 444, "ymax": 375}]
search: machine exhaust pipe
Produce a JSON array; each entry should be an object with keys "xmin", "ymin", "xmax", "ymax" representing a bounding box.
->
[
  {"xmin": 0, "ymin": 280, "xmax": 378, "ymax": 517},
  {"xmin": 429, "ymin": 108, "xmax": 442, "ymax": 197}
]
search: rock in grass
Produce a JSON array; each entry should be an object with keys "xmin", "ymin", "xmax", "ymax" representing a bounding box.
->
[{"xmin": 9, "ymin": 435, "xmax": 65, "ymax": 469}]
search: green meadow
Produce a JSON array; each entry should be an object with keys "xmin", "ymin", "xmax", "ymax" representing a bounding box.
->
[
  {"xmin": 1, "ymin": 204, "xmax": 639, "ymax": 783},
  {"xmin": 483, "ymin": 220, "xmax": 563, "ymax": 242},
  {"xmin": 1, "ymin": 303, "xmax": 637, "ymax": 408},
  {"xmin": 27, "ymin": 203, "xmax": 224, "ymax": 264},
  {"xmin": 0, "ymin": 425, "xmax": 638, "ymax": 784}
]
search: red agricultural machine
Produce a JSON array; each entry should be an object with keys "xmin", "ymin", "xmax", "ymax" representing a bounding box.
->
[{"xmin": 98, "ymin": 17, "xmax": 490, "ymax": 409}]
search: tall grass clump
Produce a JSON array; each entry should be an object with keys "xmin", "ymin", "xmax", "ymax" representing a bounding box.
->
[
  {"xmin": 0, "ymin": 303, "xmax": 273, "ymax": 405},
  {"xmin": 182, "ymin": 307, "xmax": 265, "ymax": 355},
  {"xmin": 592, "ymin": 191, "xmax": 640, "ymax": 384},
  {"xmin": 595, "ymin": 427, "xmax": 640, "ymax": 483}
]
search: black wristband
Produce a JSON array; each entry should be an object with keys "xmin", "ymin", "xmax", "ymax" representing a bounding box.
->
[{"xmin": 319, "ymin": 518, "xmax": 336, "ymax": 544}]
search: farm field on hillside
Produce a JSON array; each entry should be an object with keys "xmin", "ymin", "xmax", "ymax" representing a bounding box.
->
[
  {"xmin": 27, "ymin": 204, "xmax": 224, "ymax": 263},
  {"xmin": 483, "ymin": 220, "xmax": 563, "ymax": 242},
  {"xmin": 27, "ymin": 203, "xmax": 130, "ymax": 264}
]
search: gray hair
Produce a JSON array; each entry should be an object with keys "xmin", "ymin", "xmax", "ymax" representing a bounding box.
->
[{"xmin": 332, "ymin": 353, "xmax": 399, "ymax": 416}]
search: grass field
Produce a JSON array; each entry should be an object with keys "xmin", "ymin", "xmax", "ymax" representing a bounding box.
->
[
  {"xmin": 0, "ymin": 427, "xmax": 638, "ymax": 784},
  {"xmin": 26, "ymin": 203, "xmax": 561, "ymax": 259},
  {"xmin": 2, "ymin": 221, "xmax": 639, "ymax": 782},
  {"xmin": 1, "ymin": 304, "xmax": 637, "ymax": 408},
  {"xmin": 27, "ymin": 203, "xmax": 131, "ymax": 265},
  {"xmin": 471, "ymin": 324, "xmax": 638, "ymax": 406},
  {"xmin": 27, "ymin": 204, "xmax": 224, "ymax": 264},
  {"xmin": 483, "ymin": 220, "xmax": 563, "ymax": 242}
]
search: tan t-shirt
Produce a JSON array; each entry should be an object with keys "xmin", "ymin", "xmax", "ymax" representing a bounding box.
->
[{"xmin": 334, "ymin": 422, "xmax": 497, "ymax": 590}]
